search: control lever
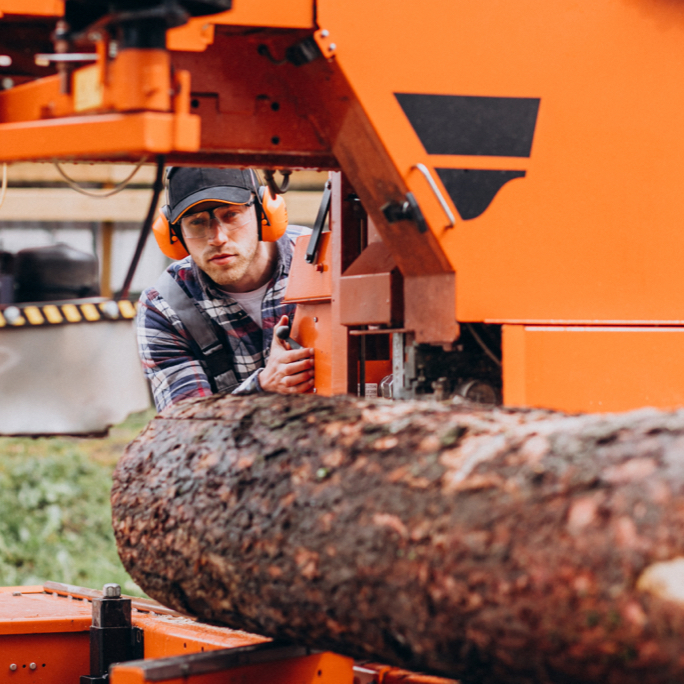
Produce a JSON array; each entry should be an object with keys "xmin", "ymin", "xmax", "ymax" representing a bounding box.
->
[
  {"xmin": 305, "ymin": 180, "xmax": 332, "ymax": 264},
  {"xmin": 275, "ymin": 325, "xmax": 302, "ymax": 349}
]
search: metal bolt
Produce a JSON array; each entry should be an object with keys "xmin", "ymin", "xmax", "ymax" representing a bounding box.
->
[
  {"xmin": 4, "ymin": 306, "xmax": 21, "ymax": 325},
  {"xmin": 11, "ymin": 591, "xmax": 21, "ymax": 596},
  {"xmin": 313, "ymin": 317, "xmax": 318, "ymax": 323},
  {"xmin": 101, "ymin": 301, "xmax": 120, "ymax": 320},
  {"xmin": 9, "ymin": 664, "xmax": 16, "ymax": 671},
  {"xmin": 103, "ymin": 583, "xmax": 121, "ymax": 598},
  {"xmin": 329, "ymin": 43, "xmax": 337, "ymax": 51},
  {"xmin": 29, "ymin": 664, "xmax": 36, "ymax": 671},
  {"xmin": 320, "ymin": 29, "xmax": 329, "ymax": 37},
  {"xmin": 313, "ymin": 387, "xmax": 317, "ymax": 393}
]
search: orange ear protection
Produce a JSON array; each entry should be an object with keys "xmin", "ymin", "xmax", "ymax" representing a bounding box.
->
[
  {"xmin": 152, "ymin": 171, "xmax": 289, "ymax": 260},
  {"xmin": 152, "ymin": 204, "xmax": 188, "ymax": 260},
  {"xmin": 257, "ymin": 185, "xmax": 289, "ymax": 242}
]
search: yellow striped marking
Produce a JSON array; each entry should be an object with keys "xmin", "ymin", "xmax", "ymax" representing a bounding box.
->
[
  {"xmin": 43, "ymin": 305, "xmax": 63, "ymax": 324},
  {"xmin": 62, "ymin": 304, "xmax": 82, "ymax": 323},
  {"xmin": 24, "ymin": 306, "xmax": 45, "ymax": 325},
  {"xmin": 80, "ymin": 303, "xmax": 100, "ymax": 321},
  {"xmin": 118, "ymin": 300, "xmax": 136, "ymax": 319}
]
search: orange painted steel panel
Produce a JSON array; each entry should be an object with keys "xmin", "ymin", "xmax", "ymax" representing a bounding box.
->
[
  {"xmin": 285, "ymin": 231, "xmax": 336, "ymax": 396},
  {"xmin": 315, "ymin": 0, "xmax": 684, "ymax": 323},
  {"xmin": 0, "ymin": 632, "xmax": 89, "ymax": 683},
  {"xmin": 111, "ymin": 669, "xmax": 146, "ymax": 684},
  {"xmin": 0, "ymin": 0, "xmax": 62, "ymax": 15},
  {"xmin": 0, "ymin": 112, "xmax": 200, "ymax": 162},
  {"xmin": 0, "ymin": 74, "xmax": 65, "ymax": 123},
  {"xmin": 365, "ymin": 664, "xmax": 458, "ymax": 684},
  {"xmin": 501, "ymin": 324, "xmax": 526, "ymax": 408},
  {"xmin": 106, "ymin": 50, "xmax": 172, "ymax": 113},
  {"xmin": 132, "ymin": 613, "xmax": 268, "ymax": 659},
  {"xmin": 167, "ymin": 21, "xmax": 216, "ymax": 52},
  {"xmin": 206, "ymin": 0, "xmax": 314, "ymax": 29},
  {"xmin": 287, "ymin": 175, "xmax": 355, "ymax": 396},
  {"xmin": 291, "ymin": 302, "xmax": 332, "ymax": 395},
  {"xmin": 363, "ymin": 360, "xmax": 392, "ymax": 386},
  {"xmin": 0, "ymin": 50, "xmax": 174, "ymax": 121},
  {"xmin": 168, "ymin": 0, "xmax": 314, "ymax": 50},
  {"xmin": 0, "ymin": 591, "xmax": 91, "ymax": 634},
  {"xmin": 283, "ymin": 233, "xmax": 333, "ymax": 303},
  {"xmin": 0, "ymin": 586, "xmax": 275, "ymax": 683},
  {"xmin": 503, "ymin": 325, "xmax": 684, "ymax": 413},
  {"xmin": 111, "ymin": 651, "xmax": 353, "ymax": 684}
]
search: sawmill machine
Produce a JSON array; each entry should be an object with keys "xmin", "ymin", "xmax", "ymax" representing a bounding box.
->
[
  {"xmin": 1, "ymin": 0, "xmax": 683, "ymax": 431},
  {"xmin": 0, "ymin": 0, "xmax": 683, "ymax": 681}
]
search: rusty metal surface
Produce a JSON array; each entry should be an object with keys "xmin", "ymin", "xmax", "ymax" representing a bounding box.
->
[
  {"xmin": 339, "ymin": 241, "xmax": 403, "ymax": 326},
  {"xmin": 403, "ymin": 273, "xmax": 459, "ymax": 345}
]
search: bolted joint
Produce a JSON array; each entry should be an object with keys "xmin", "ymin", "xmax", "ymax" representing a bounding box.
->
[
  {"xmin": 103, "ymin": 583, "xmax": 121, "ymax": 598},
  {"xmin": 92, "ymin": 595, "xmax": 131, "ymax": 629},
  {"xmin": 80, "ymin": 582, "xmax": 143, "ymax": 684}
]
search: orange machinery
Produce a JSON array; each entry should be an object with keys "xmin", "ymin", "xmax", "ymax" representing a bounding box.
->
[
  {"xmin": 1, "ymin": 0, "xmax": 683, "ymax": 679},
  {"xmin": 1, "ymin": 0, "xmax": 683, "ymax": 414},
  {"xmin": 0, "ymin": 582, "xmax": 454, "ymax": 684}
]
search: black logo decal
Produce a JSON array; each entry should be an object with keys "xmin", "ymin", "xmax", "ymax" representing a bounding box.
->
[
  {"xmin": 435, "ymin": 169, "xmax": 526, "ymax": 221},
  {"xmin": 395, "ymin": 94, "xmax": 539, "ymax": 219}
]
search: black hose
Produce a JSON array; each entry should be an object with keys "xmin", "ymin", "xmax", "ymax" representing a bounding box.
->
[
  {"xmin": 466, "ymin": 323, "xmax": 502, "ymax": 367},
  {"xmin": 262, "ymin": 168, "xmax": 291, "ymax": 195},
  {"xmin": 116, "ymin": 155, "xmax": 165, "ymax": 301}
]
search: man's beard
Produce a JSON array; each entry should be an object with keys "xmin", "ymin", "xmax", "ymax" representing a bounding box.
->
[{"xmin": 202, "ymin": 239, "xmax": 259, "ymax": 288}]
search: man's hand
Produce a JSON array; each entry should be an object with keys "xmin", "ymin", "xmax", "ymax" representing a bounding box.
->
[{"xmin": 259, "ymin": 315, "xmax": 315, "ymax": 394}]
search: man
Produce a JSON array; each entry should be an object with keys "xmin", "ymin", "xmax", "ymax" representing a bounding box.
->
[{"xmin": 137, "ymin": 167, "xmax": 315, "ymax": 411}]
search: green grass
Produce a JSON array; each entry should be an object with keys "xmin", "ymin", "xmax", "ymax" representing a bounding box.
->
[{"xmin": 0, "ymin": 409, "xmax": 154, "ymax": 595}]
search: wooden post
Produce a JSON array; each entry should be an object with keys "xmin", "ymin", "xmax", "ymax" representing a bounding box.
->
[{"xmin": 100, "ymin": 219, "xmax": 114, "ymax": 298}]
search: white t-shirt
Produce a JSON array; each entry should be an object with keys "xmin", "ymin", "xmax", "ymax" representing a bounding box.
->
[{"xmin": 221, "ymin": 281, "xmax": 269, "ymax": 328}]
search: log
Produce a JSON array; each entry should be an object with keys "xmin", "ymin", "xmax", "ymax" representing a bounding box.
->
[{"xmin": 112, "ymin": 394, "xmax": 684, "ymax": 684}]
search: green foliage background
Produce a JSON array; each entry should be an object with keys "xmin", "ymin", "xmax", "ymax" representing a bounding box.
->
[{"xmin": 0, "ymin": 410, "xmax": 153, "ymax": 595}]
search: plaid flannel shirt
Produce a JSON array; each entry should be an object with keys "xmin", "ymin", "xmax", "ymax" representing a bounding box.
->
[{"xmin": 137, "ymin": 231, "xmax": 298, "ymax": 412}]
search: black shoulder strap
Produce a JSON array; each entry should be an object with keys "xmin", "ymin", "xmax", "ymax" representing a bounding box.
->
[{"xmin": 155, "ymin": 270, "xmax": 239, "ymax": 393}]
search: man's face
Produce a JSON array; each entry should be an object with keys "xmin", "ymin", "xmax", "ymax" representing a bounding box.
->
[{"xmin": 180, "ymin": 200, "xmax": 261, "ymax": 289}]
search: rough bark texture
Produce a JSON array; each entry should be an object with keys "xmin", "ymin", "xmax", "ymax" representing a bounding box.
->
[{"xmin": 113, "ymin": 394, "xmax": 684, "ymax": 684}]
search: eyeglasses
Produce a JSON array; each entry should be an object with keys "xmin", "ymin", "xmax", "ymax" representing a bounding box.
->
[{"xmin": 179, "ymin": 202, "xmax": 254, "ymax": 240}]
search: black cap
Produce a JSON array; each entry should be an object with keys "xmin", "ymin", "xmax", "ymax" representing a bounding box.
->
[{"xmin": 167, "ymin": 168, "xmax": 256, "ymax": 223}]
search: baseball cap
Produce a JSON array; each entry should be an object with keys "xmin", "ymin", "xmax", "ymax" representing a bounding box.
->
[{"xmin": 167, "ymin": 168, "xmax": 255, "ymax": 224}]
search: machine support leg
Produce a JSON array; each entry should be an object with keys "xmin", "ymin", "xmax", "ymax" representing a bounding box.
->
[{"xmin": 80, "ymin": 583, "xmax": 144, "ymax": 684}]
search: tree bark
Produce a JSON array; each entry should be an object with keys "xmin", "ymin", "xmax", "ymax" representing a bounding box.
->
[{"xmin": 112, "ymin": 394, "xmax": 684, "ymax": 684}]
